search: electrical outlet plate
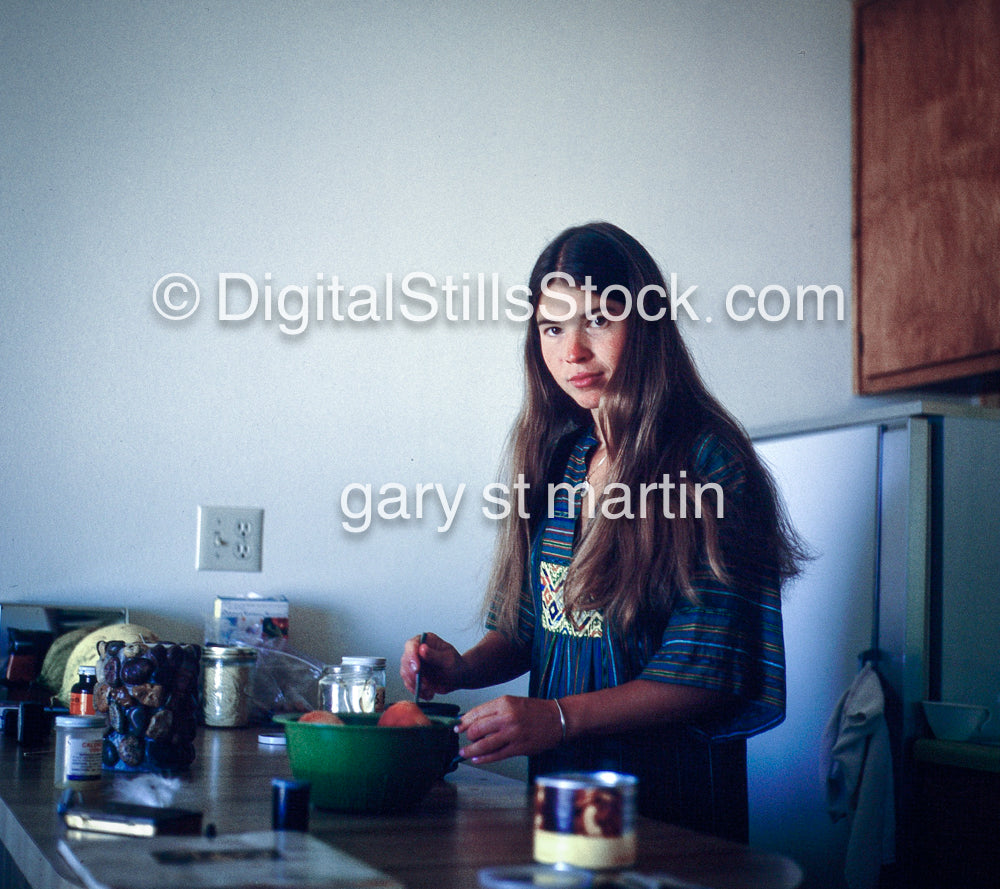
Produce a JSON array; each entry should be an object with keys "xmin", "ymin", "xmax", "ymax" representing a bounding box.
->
[{"xmin": 196, "ymin": 506, "xmax": 264, "ymax": 572}]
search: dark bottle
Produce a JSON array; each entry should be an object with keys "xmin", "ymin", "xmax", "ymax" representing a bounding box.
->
[
  {"xmin": 69, "ymin": 665, "xmax": 97, "ymax": 716},
  {"xmin": 272, "ymin": 778, "xmax": 310, "ymax": 831}
]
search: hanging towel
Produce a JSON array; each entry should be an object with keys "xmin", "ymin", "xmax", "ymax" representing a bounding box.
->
[{"xmin": 819, "ymin": 662, "xmax": 895, "ymax": 889}]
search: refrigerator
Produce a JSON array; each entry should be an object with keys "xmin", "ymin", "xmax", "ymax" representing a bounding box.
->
[{"xmin": 745, "ymin": 403, "xmax": 1000, "ymax": 889}]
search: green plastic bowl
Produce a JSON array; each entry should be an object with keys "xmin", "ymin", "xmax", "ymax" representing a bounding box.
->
[{"xmin": 275, "ymin": 712, "xmax": 460, "ymax": 813}]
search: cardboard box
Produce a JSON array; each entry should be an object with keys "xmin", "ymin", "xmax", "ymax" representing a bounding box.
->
[{"xmin": 208, "ymin": 595, "xmax": 288, "ymax": 647}]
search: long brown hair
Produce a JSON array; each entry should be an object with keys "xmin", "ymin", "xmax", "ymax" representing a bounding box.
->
[{"xmin": 486, "ymin": 222, "xmax": 804, "ymax": 637}]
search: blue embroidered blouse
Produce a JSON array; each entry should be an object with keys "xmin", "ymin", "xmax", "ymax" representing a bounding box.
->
[{"xmin": 487, "ymin": 425, "xmax": 786, "ymax": 839}]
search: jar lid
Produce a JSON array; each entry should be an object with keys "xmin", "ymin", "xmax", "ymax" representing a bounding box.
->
[
  {"xmin": 478, "ymin": 866, "xmax": 592, "ymax": 889},
  {"xmin": 55, "ymin": 715, "xmax": 105, "ymax": 728},
  {"xmin": 271, "ymin": 777, "xmax": 310, "ymax": 791},
  {"xmin": 333, "ymin": 663, "xmax": 372, "ymax": 676},
  {"xmin": 78, "ymin": 665, "xmax": 97, "ymax": 676},
  {"xmin": 203, "ymin": 644, "xmax": 258, "ymax": 661},
  {"xmin": 535, "ymin": 771, "xmax": 638, "ymax": 791},
  {"xmin": 342, "ymin": 656, "xmax": 386, "ymax": 669}
]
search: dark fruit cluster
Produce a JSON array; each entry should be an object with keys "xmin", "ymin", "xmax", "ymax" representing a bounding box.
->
[{"xmin": 95, "ymin": 640, "xmax": 201, "ymax": 771}]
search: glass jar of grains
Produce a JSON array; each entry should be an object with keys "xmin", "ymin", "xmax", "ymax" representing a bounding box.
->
[{"xmin": 201, "ymin": 645, "xmax": 257, "ymax": 727}]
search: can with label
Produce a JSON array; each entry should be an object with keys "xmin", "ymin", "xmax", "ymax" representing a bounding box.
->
[{"xmin": 533, "ymin": 771, "xmax": 638, "ymax": 870}]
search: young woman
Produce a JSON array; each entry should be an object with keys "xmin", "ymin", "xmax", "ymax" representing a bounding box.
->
[{"xmin": 400, "ymin": 222, "xmax": 804, "ymax": 841}]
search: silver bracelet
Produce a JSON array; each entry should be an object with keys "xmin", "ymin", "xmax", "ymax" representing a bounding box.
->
[{"xmin": 553, "ymin": 698, "xmax": 567, "ymax": 743}]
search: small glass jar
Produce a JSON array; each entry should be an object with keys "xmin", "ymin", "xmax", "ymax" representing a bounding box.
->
[
  {"xmin": 341, "ymin": 656, "xmax": 386, "ymax": 712},
  {"xmin": 201, "ymin": 645, "xmax": 257, "ymax": 727},
  {"xmin": 70, "ymin": 664, "xmax": 97, "ymax": 715},
  {"xmin": 55, "ymin": 715, "xmax": 105, "ymax": 788},
  {"xmin": 318, "ymin": 663, "xmax": 376, "ymax": 714}
]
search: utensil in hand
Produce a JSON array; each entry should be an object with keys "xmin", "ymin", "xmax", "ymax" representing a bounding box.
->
[{"xmin": 413, "ymin": 632, "xmax": 427, "ymax": 702}]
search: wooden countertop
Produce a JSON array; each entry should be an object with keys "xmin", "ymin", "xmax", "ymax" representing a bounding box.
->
[
  {"xmin": 913, "ymin": 738, "xmax": 1000, "ymax": 773},
  {"xmin": 1, "ymin": 725, "xmax": 802, "ymax": 889}
]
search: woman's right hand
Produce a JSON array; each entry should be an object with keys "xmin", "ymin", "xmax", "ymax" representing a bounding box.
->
[{"xmin": 400, "ymin": 632, "xmax": 464, "ymax": 699}]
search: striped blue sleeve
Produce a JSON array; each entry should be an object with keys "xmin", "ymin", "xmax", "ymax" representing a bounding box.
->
[{"xmin": 638, "ymin": 434, "xmax": 786, "ymax": 739}]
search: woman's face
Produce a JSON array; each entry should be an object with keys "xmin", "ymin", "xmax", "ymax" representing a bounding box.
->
[{"xmin": 535, "ymin": 282, "xmax": 629, "ymax": 416}]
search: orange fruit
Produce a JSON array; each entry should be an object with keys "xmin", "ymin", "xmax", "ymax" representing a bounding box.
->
[
  {"xmin": 298, "ymin": 710, "xmax": 344, "ymax": 725},
  {"xmin": 377, "ymin": 701, "xmax": 432, "ymax": 727}
]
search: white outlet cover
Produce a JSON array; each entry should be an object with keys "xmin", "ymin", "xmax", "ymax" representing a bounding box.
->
[{"xmin": 196, "ymin": 506, "xmax": 264, "ymax": 572}]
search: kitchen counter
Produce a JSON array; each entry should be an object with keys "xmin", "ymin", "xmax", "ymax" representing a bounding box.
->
[
  {"xmin": 912, "ymin": 737, "xmax": 1000, "ymax": 773},
  {"xmin": 1, "ymin": 725, "xmax": 803, "ymax": 889}
]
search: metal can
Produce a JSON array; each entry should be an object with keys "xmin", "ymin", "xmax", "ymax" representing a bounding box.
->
[
  {"xmin": 341, "ymin": 656, "xmax": 386, "ymax": 712},
  {"xmin": 201, "ymin": 645, "xmax": 257, "ymax": 727},
  {"xmin": 55, "ymin": 715, "xmax": 105, "ymax": 788},
  {"xmin": 533, "ymin": 771, "xmax": 638, "ymax": 870}
]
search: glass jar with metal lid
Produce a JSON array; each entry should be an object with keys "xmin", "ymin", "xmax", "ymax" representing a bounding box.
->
[
  {"xmin": 201, "ymin": 644, "xmax": 257, "ymax": 727},
  {"xmin": 341, "ymin": 656, "xmax": 386, "ymax": 712},
  {"xmin": 318, "ymin": 662, "xmax": 377, "ymax": 714}
]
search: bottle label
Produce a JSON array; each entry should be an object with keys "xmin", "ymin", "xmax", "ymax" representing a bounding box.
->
[
  {"xmin": 70, "ymin": 691, "xmax": 95, "ymax": 716},
  {"xmin": 64, "ymin": 734, "xmax": 103, "ymax": 781}
]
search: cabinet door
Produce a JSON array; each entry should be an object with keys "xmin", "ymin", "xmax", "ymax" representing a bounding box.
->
[
  {"xmin": 853, "ymin": 0, "xmax": 1000, "ymax": 393},
  {"xmin": 937, "ymin": 416, "xmax": 1000, "ymax": 723}
]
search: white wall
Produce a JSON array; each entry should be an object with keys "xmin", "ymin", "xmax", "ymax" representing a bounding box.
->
[{"xmin": 2, "ymin": 1, "xmax": 903, "ymax": 712}]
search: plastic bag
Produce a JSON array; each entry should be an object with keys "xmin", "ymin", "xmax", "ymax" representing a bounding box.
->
[{"xmin": 249, "ymin": 643, "xmax": 325, "ymax": 716}]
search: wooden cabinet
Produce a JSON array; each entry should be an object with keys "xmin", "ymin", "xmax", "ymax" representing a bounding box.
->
[
  {"xmin": 853, "ymin": 0, "xmax": 1000, "ymax": 394},
  {"xmin": 910, "ymin": 740, "xmax": 1000, "ymax": 889}
]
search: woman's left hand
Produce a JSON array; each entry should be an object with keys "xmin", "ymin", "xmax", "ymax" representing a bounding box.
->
[{"xmin": 456, "ymin": 695, "xmax": 562, "ymax": 764}]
